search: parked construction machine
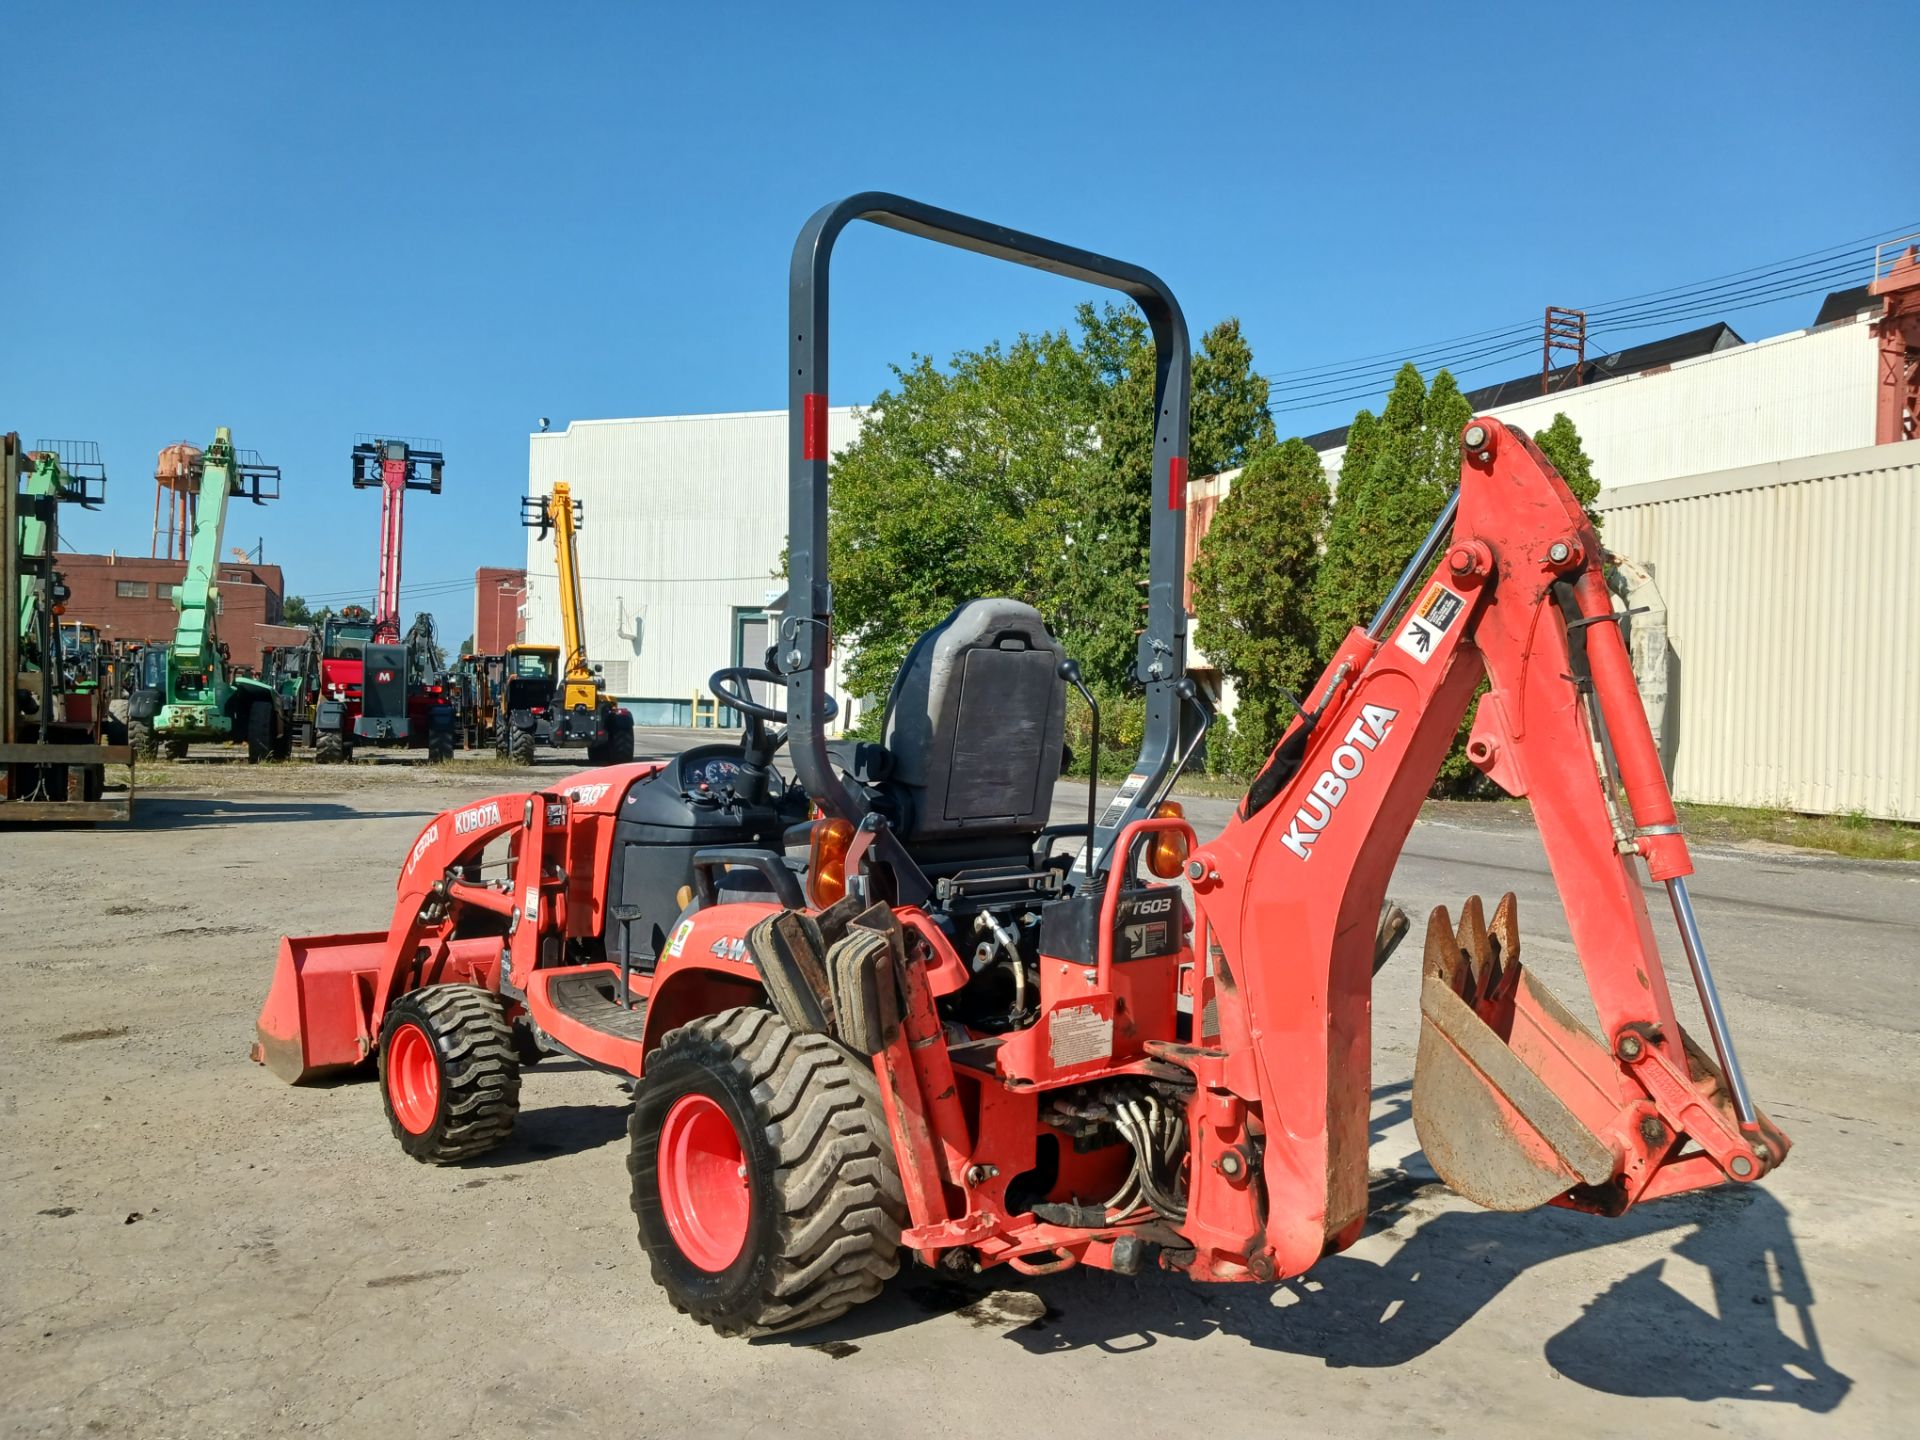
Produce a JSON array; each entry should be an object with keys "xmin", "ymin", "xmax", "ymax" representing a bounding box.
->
[
  {"xmin": 3, "ymin": 434, "xmax": 132, "ymax": 819},
  {"xmin": 127, "ymin": 428, "xmax": 287, "ymax": 762},
  {"xmin": 255, "ymin": 195, "xmax": 1787, "ymax": 1338},
  {"xmin": 492, "ymin": 484, "xmax": 634, "ymax": 765},
  {"xmin": 305, "ymin": 438, "xmax": 455, "ymax": 762}
]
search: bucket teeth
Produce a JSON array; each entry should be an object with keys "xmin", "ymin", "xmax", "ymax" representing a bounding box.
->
[{"xmin": 1413, "ymin": 892, "xmax": 1619, "ymax": 1212}]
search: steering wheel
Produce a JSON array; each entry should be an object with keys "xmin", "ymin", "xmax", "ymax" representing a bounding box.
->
[{"xmin": 708, "ymin": 667, "xmax": 839, "ymax": 727}]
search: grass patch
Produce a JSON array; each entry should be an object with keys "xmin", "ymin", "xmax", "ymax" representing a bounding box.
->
[{"xmin": 1674, "ymin": 804, "xmax": 1919, "ymax": 862}]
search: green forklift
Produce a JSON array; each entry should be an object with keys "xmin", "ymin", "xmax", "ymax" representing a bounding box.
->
[
  {"xmin": 2, "ymin": 434, "xmax": 133, "ymax": 820},
  {"xmin": 127, "ymin": 427, "xmax": 287, "ymax": 762}
]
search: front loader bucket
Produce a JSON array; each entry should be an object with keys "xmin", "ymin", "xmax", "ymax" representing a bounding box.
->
[
  {"xmin": 1412, "ymin": 895, "xmax": 1622, "ymax": 1211},
  {"xmin": 251, "ymin": 932, "xmax": 389, "ymax": 1083}
]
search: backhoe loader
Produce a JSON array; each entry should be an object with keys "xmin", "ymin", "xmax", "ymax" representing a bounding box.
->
[{"xmin": 255, "ymin": 194, "xmax": 1787, "ymax": 1339}]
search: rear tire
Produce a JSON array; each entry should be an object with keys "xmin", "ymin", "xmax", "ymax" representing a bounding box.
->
[
  {"xmin": 128, "ymin": 719, "xmax": 157, "ymax": 760},
  {"xmin": 629, "ymin": 1008, "xmax": 905, "ymax": 1337},
  {"xmin": 508, "ymin": 727, "xmax": 535, "ymax": 766},
  {"xmin": 314, "ymin": 731, "xmax": 348, "ymax": 765},
  {"xmin": 245, "ymin": 702, "xmax": 273, "ymax": 763},
  {"xmin": 427, "ymin": 725, "xmax": 455, "ymax": 765},
  {"xmin": 379, "ymin": 985, "xmax": 521, "ymax": 1164}
]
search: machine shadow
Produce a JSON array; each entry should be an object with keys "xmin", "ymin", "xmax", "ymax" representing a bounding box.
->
[
  {"xmin": 471, "ymin": 1100, "xmax": 631, "ymax": 1165},
  {"xmin": 134, "ymin": 797, "xmax": 427, "ymax": 830},
  {"xmin": 806, "ymin": 1081, "xmax": 1850, "ymax": 1413}
]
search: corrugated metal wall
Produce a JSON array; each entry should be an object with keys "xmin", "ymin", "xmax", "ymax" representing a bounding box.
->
[
  {"xmin": 1317, "ymin": 318, "xmax": 1878, "ymax": 492},
  {"xmin": 1596, "ymin": 440, "xmax": 1920, "ymax": 819},
  {"xmin": 525, "ymin": 408, "xmax": 863, "ymax": 722}
]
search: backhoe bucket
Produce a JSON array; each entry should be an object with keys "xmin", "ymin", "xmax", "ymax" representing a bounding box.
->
[
  {"xmin": 251, "ymin": 932, "xmax": 388, "ymax": 1083},
  {"xmin": 1411, "ymin": 895, "xmax": 1622, "ymax": 1211}
]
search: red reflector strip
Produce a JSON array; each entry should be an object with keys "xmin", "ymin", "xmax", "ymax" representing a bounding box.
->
[
  {"xmin": 1168, "ymin": 455, "xmax": 1188, "ymax": 509},
  {"xmin": 803, "ymin": 393, "xmax": 828, "ymax": 460}
]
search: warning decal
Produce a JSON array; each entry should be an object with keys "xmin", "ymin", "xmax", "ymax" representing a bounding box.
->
[
  {"xmin": 1394, "ymin": 581, "xmax": 1466, "ymax": 664},
  {"xmin": 1049, "ymin": 1004, "xmax": 1114, "ymax": 1069}
]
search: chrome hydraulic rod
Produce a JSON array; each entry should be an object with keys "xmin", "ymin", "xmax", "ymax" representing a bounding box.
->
[
  {"xmin": 1664, "ymin": 876, "xmax": 1758, "ymax": 1129},
  {"xmin": 1366, "ymin": 489, "xmax": 1460, "ymax": 641}
]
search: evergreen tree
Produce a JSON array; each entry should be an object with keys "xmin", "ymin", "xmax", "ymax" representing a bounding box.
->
[
  {"xmin": 1190, "ymin": 437, "xmax": 1329, "ymax": 766},
  {"xmin": 1312, "ymin": 364, "xmax": 1457, "ymax": 654},
  {"xmin": 1190, "ymin": 318, "xmax": 1277, "ymax": 478},
  {"xmin": 1533, "ymin": 412, "xmax": 1602, "ymax": 527}
]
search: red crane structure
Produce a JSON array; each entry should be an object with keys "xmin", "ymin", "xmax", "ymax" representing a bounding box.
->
[{"xmin": 351, "ymin": 435, "xmax": 443, "ymax": 645}]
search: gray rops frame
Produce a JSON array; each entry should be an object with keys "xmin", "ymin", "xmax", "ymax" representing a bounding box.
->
[{"xmin": 779, "ymin": 192, "xmax": 1194, "ymax": 871}]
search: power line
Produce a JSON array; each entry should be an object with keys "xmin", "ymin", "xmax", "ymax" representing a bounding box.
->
[
  {"xmin": 1262, "ymin": 250, "xmax": 1876, "ymax": 398},
  {"xmin": 1257, "ymin": 222, "xmax": 1914, "ymax": 397}
]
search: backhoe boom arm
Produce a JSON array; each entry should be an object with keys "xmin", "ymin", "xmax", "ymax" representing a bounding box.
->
[{"xmin": 1185, "ymin": 418, "xmax": 1786, "ymax": 1280}]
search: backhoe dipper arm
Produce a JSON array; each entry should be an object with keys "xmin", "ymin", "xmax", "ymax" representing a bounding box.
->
[{"xmin": 1185, "ymin": 419, "xmax": 1786, "ymax": 1281}]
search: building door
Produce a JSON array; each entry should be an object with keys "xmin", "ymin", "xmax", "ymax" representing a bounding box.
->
[{"xmin": 732, "ymin": 611, "xmax": 775, "ymax": 727}]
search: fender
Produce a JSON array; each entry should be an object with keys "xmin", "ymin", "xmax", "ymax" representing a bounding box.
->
[{"xmin": 638, "ymin": 901, "xmax": 778, "ymax": 1055}]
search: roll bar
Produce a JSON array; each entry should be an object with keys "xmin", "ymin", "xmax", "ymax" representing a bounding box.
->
[{"xmin": 781, "ymin": 193, "xmax": 1192, "ymax": 864}]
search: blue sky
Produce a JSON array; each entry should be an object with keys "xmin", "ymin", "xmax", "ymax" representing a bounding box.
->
[{"xmin": 6, "ymin": 1, "xmax": 1903, "ymax": 644}]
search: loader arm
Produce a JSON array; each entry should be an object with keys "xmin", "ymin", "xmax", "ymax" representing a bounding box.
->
[{"xmin": 1186, "ymin": 418, "xmax": 1787, "ymax": 1280}]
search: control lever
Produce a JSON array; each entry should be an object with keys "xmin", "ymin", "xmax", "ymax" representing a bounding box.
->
[{"xmin": 1058, "ymin": 658, "xmax": 1099, "ymax": 841}]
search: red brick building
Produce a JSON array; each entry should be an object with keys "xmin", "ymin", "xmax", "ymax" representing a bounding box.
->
[
  {"xmin": 60, "ymin": 553, "xmax": 289, "ymax": 661},
  {"xmin": 474, "ymin": 566, "xmax": 526, "ymax": 654}
]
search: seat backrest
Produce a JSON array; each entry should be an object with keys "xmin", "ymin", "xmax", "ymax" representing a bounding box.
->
[{"xmin": 881, "ymin": 599, "xmax": 1066, "ymax": 844}]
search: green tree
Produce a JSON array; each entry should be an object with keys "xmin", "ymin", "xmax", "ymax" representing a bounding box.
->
[
  {"xmin": 1190, "ymin": 437, "xmax": 1329, "ymax": 766},
  {"xmin": 1533, "ymin": 412, "xmax": 1601, "ymax": 526},
  {"xmin": 827, "ymin": 327, "xmax": 1101, "ymax": 714},
  {"xmin": 1312, "ymin": 364, "xmax": 1460, "ymax": 655},
  {"xmin": 282, "ymin": 594, "xmax": 314, "ymax": 626},
  {"xmin": 826, "ymin": 304, "xmax": 1277, "ymax": 759},
  {"xmin": 1190, "ymin": 318, "xmax": 1277, "ymax": 478}
]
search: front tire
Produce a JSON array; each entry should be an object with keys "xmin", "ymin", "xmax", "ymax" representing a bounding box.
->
[
  {"xmin": 245, "ymin": 702, "xmax": 273, "ymax": 763},
  {"xmin": 128, "ymin": 719, "xmax": 157, "ymax": 760},
  {"xmin": 314, "ymin": 730, "xmax": 348, "ymax": 765},
  {"xmin": 163, "ymin": 737, "xmax": 189, "ymax": 761},
  {"xmin": 508, "ymin": 727, "xmax": 535, "ymax": 766},
  {"xmin": 629, "ymin": 1008, "xmax": 905, "ymax": 1337},
  {"xmin": 379, "ymin": 985, "xmax": 521, "ymax": 1164}
]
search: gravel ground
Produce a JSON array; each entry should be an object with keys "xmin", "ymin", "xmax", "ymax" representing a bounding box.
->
[{"xmin": 1, "ymin": 733, "xmax": 1914, "ymax": 1438}]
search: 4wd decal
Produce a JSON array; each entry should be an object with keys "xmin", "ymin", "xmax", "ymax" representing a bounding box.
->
[
  {"xmin": 1394, "ymin": 581, "xmax": 1466, "ymax": 664},
  {"xmin": 709, "ymin": 936, "xmax": 748, "ymax": 962},
  {"xmin": 1279, "ymin": 704, "xmax": 1397, "ymax": 860},
  {"xmin": 454, "ymin": 800, "xmax": 503, "ymax": 836}
]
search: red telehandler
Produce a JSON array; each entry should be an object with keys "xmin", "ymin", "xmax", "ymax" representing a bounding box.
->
[{"xmin": 255, "ymin": 194, "xmax": 1786, "ymax": 1338}]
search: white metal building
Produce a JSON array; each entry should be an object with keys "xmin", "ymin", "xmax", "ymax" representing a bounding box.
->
[
  {"xmin": 1594, "ymin": 440, "xmax": 1920, "ymax": 820},
  {"xmin": 1313, "ymin": 314, "xmax": 1879, "ymax": 491},
  {"xmin": 1184, "ymin": 308, "xmax": 1910, "ymax": 817},
  {"xmin": 525, "ymin": 408, "xmax": 863, "ymax": 727}
]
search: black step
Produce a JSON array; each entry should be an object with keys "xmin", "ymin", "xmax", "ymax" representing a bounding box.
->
[{"xmin": 545, "ymin": 971, "xmax": 650, "ymax": 1042}]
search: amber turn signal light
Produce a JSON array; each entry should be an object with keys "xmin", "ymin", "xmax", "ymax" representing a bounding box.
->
[
  {"xmin": 1146, "ymin": 801, "xmax": 1189, "ymax": 879},
  {"xmin": 807, "ymin": 815, "xmax": 855, "ymax": 908}
]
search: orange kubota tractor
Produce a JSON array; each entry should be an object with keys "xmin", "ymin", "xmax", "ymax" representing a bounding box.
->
[{"xmin": 254, "ymin": 194, "xmax": 1787, "ymax": 1337}]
